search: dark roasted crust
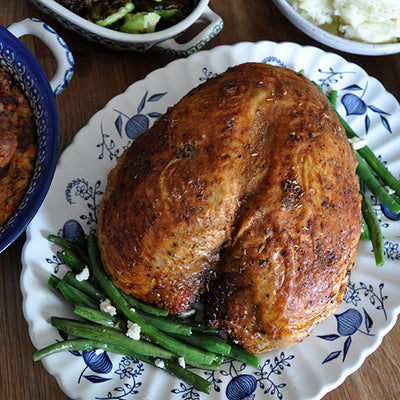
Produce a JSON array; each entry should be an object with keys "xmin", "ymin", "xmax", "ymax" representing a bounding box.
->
[
  {"xmin": 0, "ymin": 66, "xmax": 37, "ymax": 228},
  {"xmin": 98, "ymin": 63, "xmax": 361, "ymax": 351}
]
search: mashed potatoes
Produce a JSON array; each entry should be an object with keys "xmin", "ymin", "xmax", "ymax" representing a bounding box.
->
[{"xmin": 287, "ymin": 0, "xmax": 400, "ymax": 43}]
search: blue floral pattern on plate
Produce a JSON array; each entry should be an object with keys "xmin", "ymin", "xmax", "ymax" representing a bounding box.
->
[{"xmin": 22, "ymin": 42, "xmax": 400, "ymax": 400}]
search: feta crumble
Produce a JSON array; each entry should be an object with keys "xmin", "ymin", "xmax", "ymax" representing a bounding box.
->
[
  {"xmin": 178, "ymin": 357, "xmax": 185, "ymax": 368},
  {"xmin": 348, "ymin": 136, "xmax": 367, "ymax": 150},
  {"xmin": 75, "ymin": 266, "xmax": 90, "ymax": 282},
  {"xmin": 126, "ymin": 320, "xmax": 141, "ymax": 340},
  {"xmin": 155, "ymin": 359, "xmax": 165, "ymax": 369},
  {"xmin": 100, "ymin": 298, "xmax": 117, "ymax": 316}
]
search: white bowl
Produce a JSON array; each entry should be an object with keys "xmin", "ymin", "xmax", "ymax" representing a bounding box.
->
[
  {"xmin": 29, "ymin": 0, "xmax": 224, "ymax": 55},
  {"xmin": 272, "ymin": 0, "xmax": 400, "ymax": 56}
]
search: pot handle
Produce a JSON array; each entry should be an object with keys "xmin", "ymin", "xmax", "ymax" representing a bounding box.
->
[
  {"xmin": 156, "ymin": 6, "xmax": 223, "ymax": 56},
  {"xmin": 7, "ymin": 17, "xmax": 74, "ymax": 97}
]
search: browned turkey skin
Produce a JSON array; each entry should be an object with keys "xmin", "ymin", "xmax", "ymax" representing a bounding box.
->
[{"xmin": 98, "ymin": 62, "xmax": 361, "ymax": 353}]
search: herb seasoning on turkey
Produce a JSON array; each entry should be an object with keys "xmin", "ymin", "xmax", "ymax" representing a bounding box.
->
[{"xmin": 98, "ymin": 63, "xmax": 361, "ymax": 354}]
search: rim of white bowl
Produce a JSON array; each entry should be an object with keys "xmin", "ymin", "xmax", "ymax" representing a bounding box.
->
[{"xmin": 35, "ymin": 0, "xmax": 210, "ymax": 43}]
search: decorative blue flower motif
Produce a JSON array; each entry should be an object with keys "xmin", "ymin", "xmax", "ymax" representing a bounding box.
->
[
  {"xmin": 344, "ymin": 280, "xmax": 388, "ymax": 320},
  {"xmin": 65, "ymin": 179, "xmax": 103, "ymax": 226},
  {"xmin": 318, "ymin": 307, "xmax": 374, "ymax": 364},
  {"xmin": 226, "ymin": 374, "xmax": 257, "ymax": 400},
  {"xmin": 341, "ymin": 82, "xmax": 391, "ymax": 134},
  {"xmin": 60, "ymin": 219, "xmax": 85, "ymax": 241},
  {"xmin": 319, "ymin": 280, "xmax": 387, "ymax": 364},
  {"xmin": 95, "ymin": 357, "xmax": 144, "ymax": 400},
  {"xmin": 199, "ymin": 67, "xmax": 218, "ymax": 82},
  {"xmin": 381, "ymin": 204, "xmax": 400, "ymax": 221},
  {"xmin": 47, "ymin": 219, "xmax": 85, "ymax": 273},
  {"xmin": 78, "ymin": 350, "xmax": 113, "ymax": 384},
  {"xmin": 261, "ymin": 56, "xmax": 286, "ymax": 68},
  {"xmin": 56, "ymin": 331, "xmax": 113, "ymax": 385},
  {"xmin": 384, "ymin": 241, "xmax": 400, "ymax": 262},
  {"xmin": 317, "ymin": 68, "xmax": 356, "ymax": 91},
  {"xmin": 98, "ymin": 90, "xmax": 167, "ymax": 161}
]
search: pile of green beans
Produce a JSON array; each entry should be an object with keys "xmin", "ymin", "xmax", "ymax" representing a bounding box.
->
[
  {"xmin": 35, "ymin": 234, "xmax": 259, "ymax": 394},
  {"xmin": 327, "ymin": 88, "xmax": 400, "ymax": 267}
]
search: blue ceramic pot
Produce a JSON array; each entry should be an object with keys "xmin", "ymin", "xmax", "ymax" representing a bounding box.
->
[{"xmin": 0, "ymin": 17, "xmax": 74, "ymax": 252}]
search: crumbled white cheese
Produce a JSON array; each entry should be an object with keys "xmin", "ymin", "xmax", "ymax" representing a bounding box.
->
[
  {"xmin": 385, "ymin": 185, "xmax": 395, "ymax": 195},
  {"xmin": 348, "ymin": 136, "xmax": 367, "ymax": 150},
  {"xmin": 155, "ymin": 359, "xmax": 165, "ymax": 369},
  {"xmin": 130, "ymin": 307, "xmax": 136, "ymax": 313},
  {"xmin": 75, "ymin": 266, "xmax": 90, "ymax": 282},
  {"xmin": 100, "ymin": 298, "xmax": 117, "ymax": 316},
  {"xmin": 178, "ymin": 357, "xmax": 186, "ymax": 368},
  {"xmin": 126, "ymin": 320, "xmax": 141, "ymax": 340},
  {"xmin": 177, "ymin": 309, "xmax": 196, "ymax": 319},
  {"xmin": 95, "ymin": 349, "xmax": 104, "ymax": 355}
]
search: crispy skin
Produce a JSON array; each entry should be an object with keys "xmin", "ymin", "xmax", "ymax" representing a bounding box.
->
[{"xmin": 98, "ymin": 63, "xmax": 361, "ymax": 352}]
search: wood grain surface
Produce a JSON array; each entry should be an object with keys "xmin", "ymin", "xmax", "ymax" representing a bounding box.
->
[{"xmin": 1, "ymin": 1, "xmax": 399, "ymax": 399}]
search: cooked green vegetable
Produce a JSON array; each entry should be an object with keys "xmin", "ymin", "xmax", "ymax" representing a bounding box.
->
[
  {"xmin": 90, "ymin": 0, "xmax": 135, "ymax": 27},
  {"xmin": 361, "ymin": 192, "xmax": 385, "ymax": 267},
  {"xmin": 37, "ymin": 232, "xmax": 259, "ymax": 393},
  {"xmin": 355, "ymin": 151, "xmax": 400, "ymax": 214},
  {"xmin": 120, "ymin": 12, "xmax": 161, "ymax": 33},
  {"xmin": 51, "ymin": 316, "xmax": 176, "ymax": 359}
]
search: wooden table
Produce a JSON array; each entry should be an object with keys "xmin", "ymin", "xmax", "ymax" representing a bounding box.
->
[{"xmin": 1, "ymin": 1, "xmax": 399, "ymax": 399}]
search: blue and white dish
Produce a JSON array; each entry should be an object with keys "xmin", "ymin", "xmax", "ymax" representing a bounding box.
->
[
  {"xmin": 21, "ymin": 41, "xmax": 400, "ymax": 399},
  {"xmin": 29, "ymin": 0, "xmax": 223, "ymax": 55},
  {"xmin": 0, "ymin": 17, "xmax": 74, "ymax": 253}
]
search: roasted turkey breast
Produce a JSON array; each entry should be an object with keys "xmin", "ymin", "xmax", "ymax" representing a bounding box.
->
[{"xmin": 97, "ymin": 62, "xmax": 361, "ymax": 353}]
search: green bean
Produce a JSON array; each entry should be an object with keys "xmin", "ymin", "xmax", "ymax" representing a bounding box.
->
[
  {"xmin": 229, "ymin": 343, "xmax": 260, "ymax": 369},
  {"xmin": 57, "ymin": 280, "xmax": 98, "ymax": 309},
  {"xmin": 57, "ymin": 248, "xmax": 86, "ymax": 273},
  {"xmin": 49, "ymin": 234, "xmax": 90, "ymax": 264},
  {"xmin": 327, "ymin": 94, "xmax": 400, "ymax": 197},
  {"xmin": 185, "ymin": 357, "xmax": 223, "ymax": 371},
  {"xmin": 360, "ymin": 215, "xmax": 370, "ymax": 240},
  {"xmin": 355, "ymin": 152, "xmax": 400, "ymax": 213},
  {"xmin": 122, "ymin": 292, "xmax": 168, "ymax": 316},
  {"xmin": 361, "ymin": 192, "xmax": 385, "ymax": 267},
  {"xmin": 73, "ymin": 305, "xmax": 126, "ymax": 331},
  {"xmin": 171, "ymin": 332, "xmax": 231, "ymax": 356},
  {"xmin": 87, "ymin": 234, "xmax": 217, "ymax": 365},
  {"xmin": 33, "ymin": 338, "xmax": 105, "ymax": 361},
  {"xmin": 71, "ymin": 234, "xmax": 88, "ymax": 252},
  {"xmin": 328, "ymin": 89, "xmax": 338, "ymax": 107},
  {"xmin": 33, "ymin": 337, "xmax": 211, "ymax": 393},
  {"xmin": 166, "ymin": 315, "xmax": 220, "ymax": 335},
  {"xmin": 313, "ymin": 81, "xmax": 400, "ymax": 197},
  {"xmin": 51, "ymin": 316, "xmax": 175, "ymax": 359},
  {"xmin": 63, "ymin": 271, "xmax": 105, "ymax": 302},
  {"xmin": 139, "ymin": 312, "xmax": 192, "ymax": 336},
  {"xmin": 48, "ymin": 274, "xmax": 62, "ymax": 296},
  {"xmin": 163, "ymin": 360, "xmax": 211, "ymax": 394}
]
